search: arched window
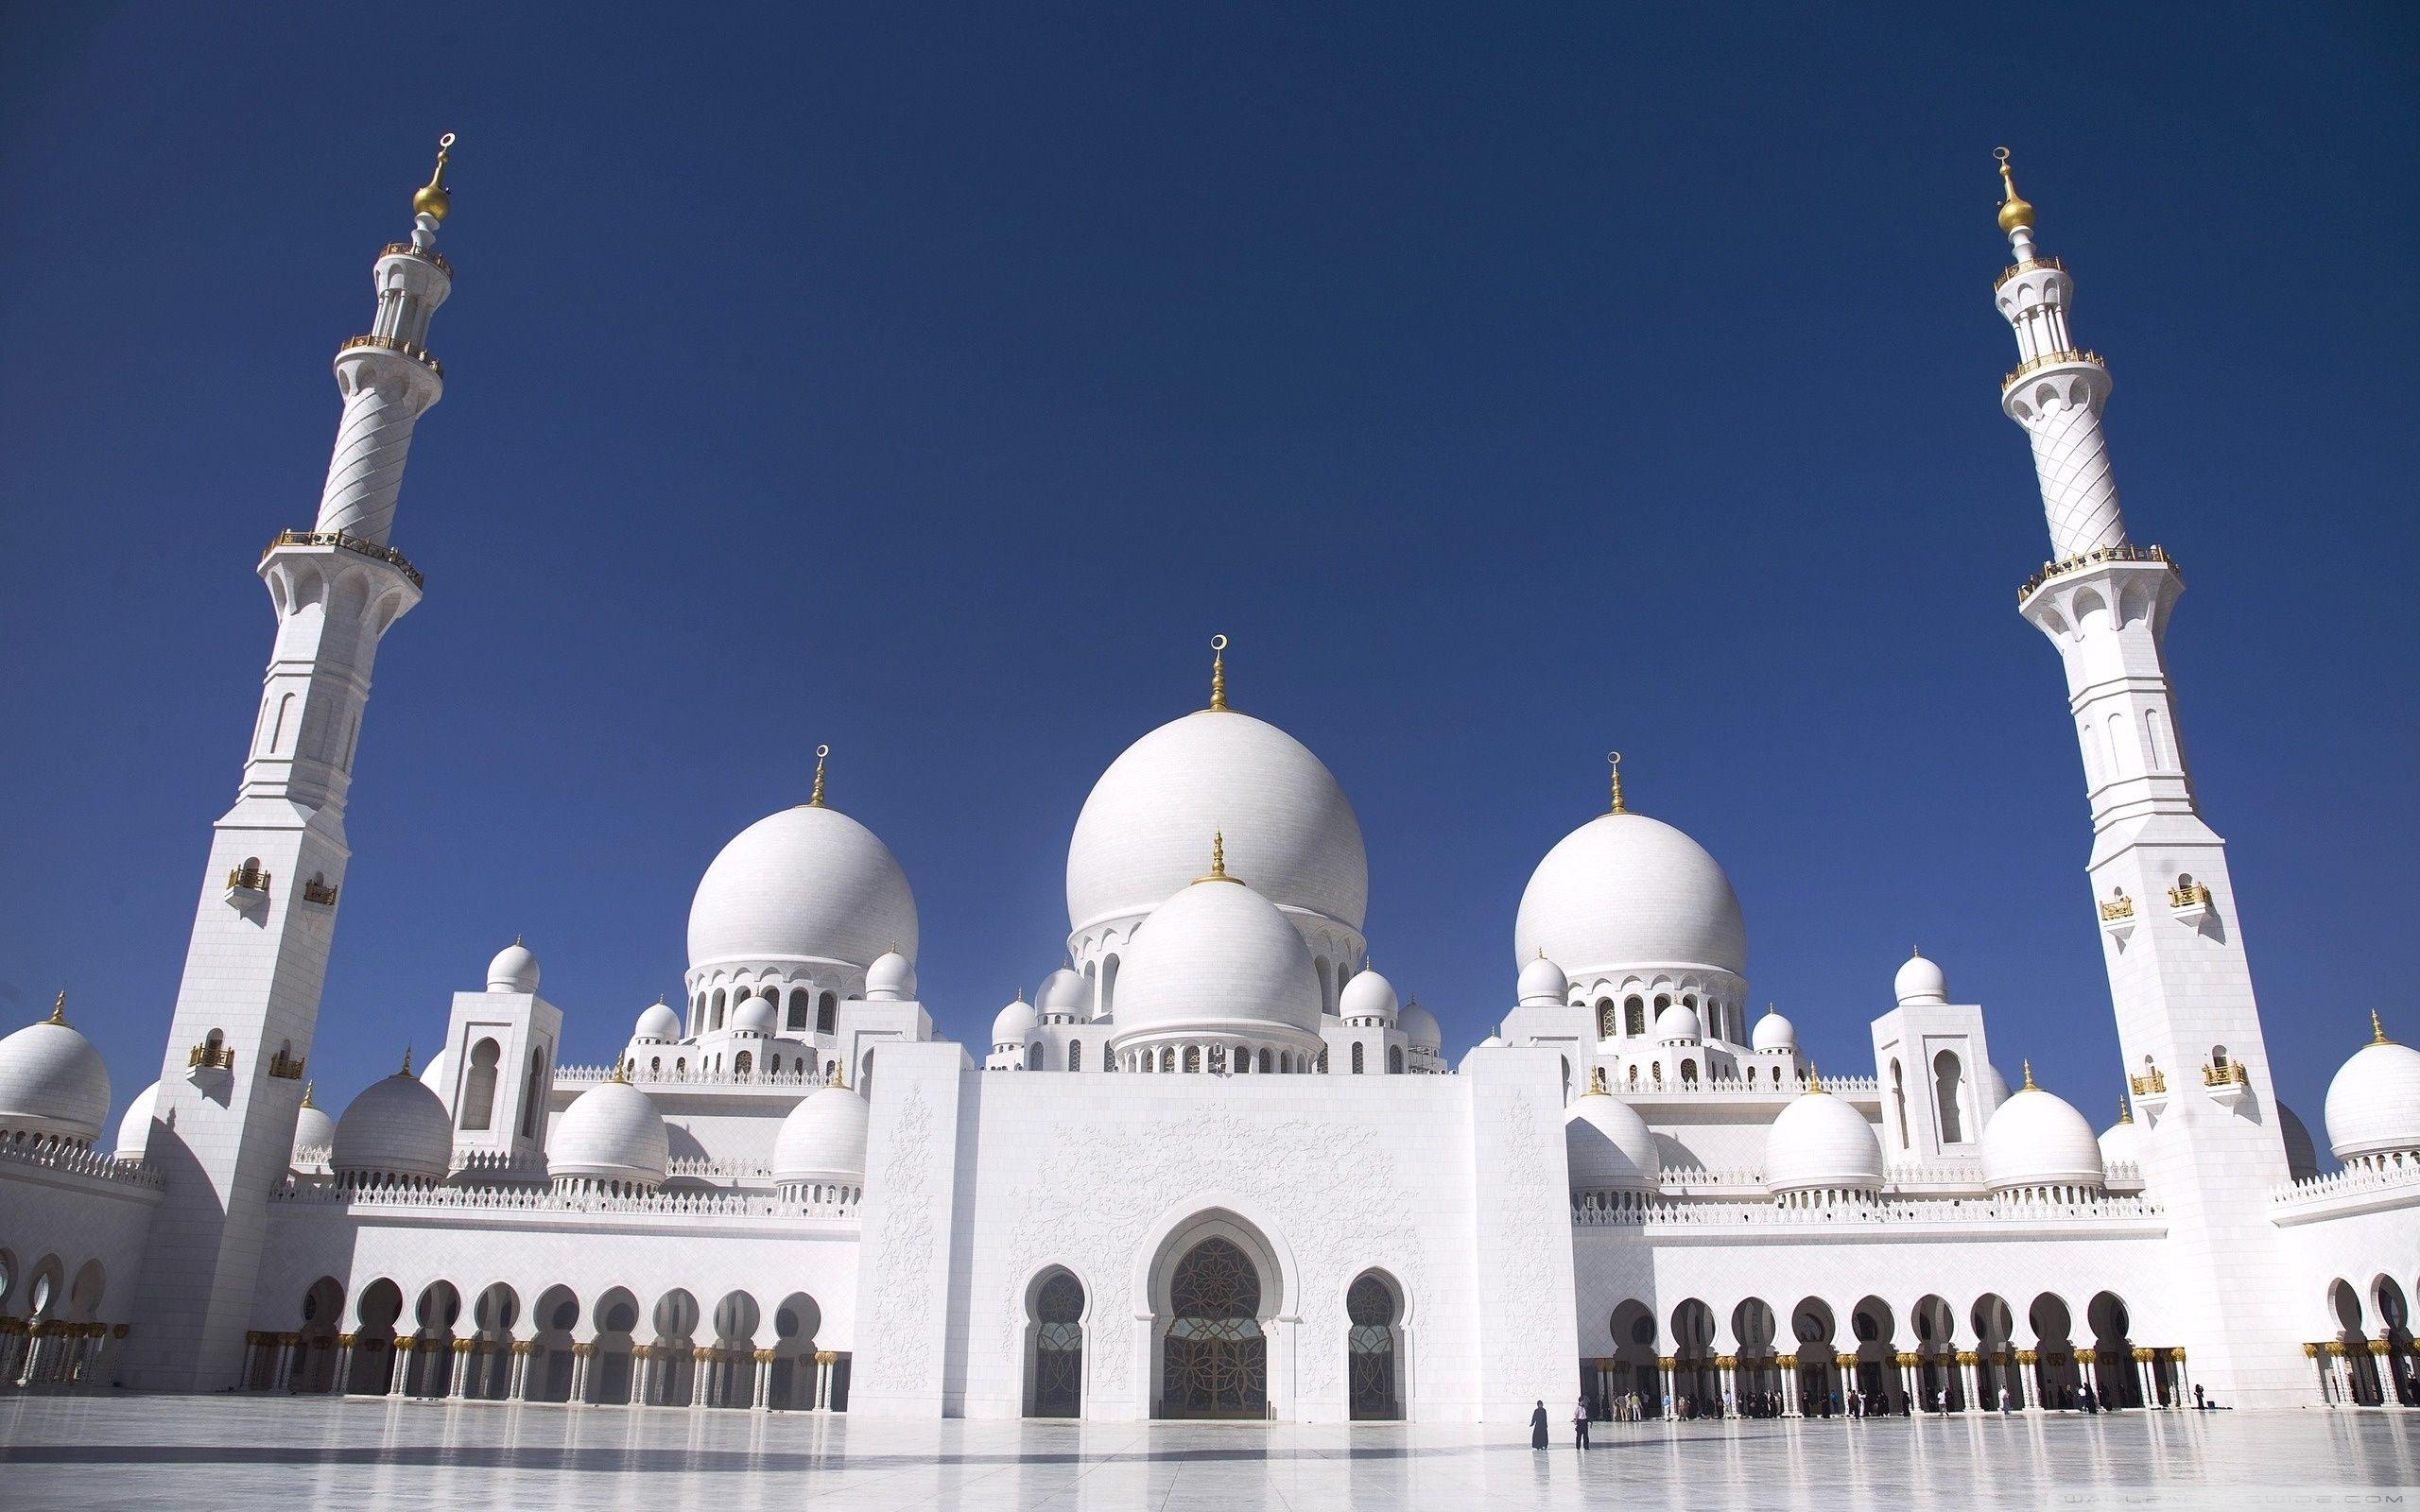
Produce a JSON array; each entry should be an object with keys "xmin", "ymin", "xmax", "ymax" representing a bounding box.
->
[
  {"xmin": 1317, "ymin": 1047, "xmax": 1329, "ymax": 1073},
  {"xmin": 1597, "ymin": 998, "xmax": 1617, "ymax": 1039},
  {"xmin": 1234, "ymin": 1048, "xmax": 1249, "ymax": 1074},
  {"xmin": 2211, "ymin": 1044, "xmax": 2230, "ymax": 1071},
  {"xmin": 786, "ymin": 988, "xmax": 810, "ymax": 1033},
  {"xmin": 1389, "ymin": 1045, "xmax": 1403, "ymax": 1074},
  {"xmin": 1029, "ymin": 1272, "xmax": 1085, "ymax": 1418},
  {"xmin": 1259, "ymin": 1048, "xmax": 1273, "ymax": 1074},
  {"xmin": 1208, "ymin": 1045, "xmax": 1226, "ymax": 1074},
  {"xmin": 1161, "ymin": 1046, "xmax": 1176, "ymax": 1073},
  {"xmin": 1890, "ymin": 1060, "xmax": 1908, "ymax": 1147},
  {"xmin": 817, "ymin": 992, "xmax": 838, "ymax": 1035},
  {"xmin": 1026, "ymin": 1043, "xmax": 1043, "ymax": 1071},
  {"xmin": 710, "ymin": 988, "xmax": 727, "ymax": 1030},
  {"xmin": 1099, "ymin": 954, "xmax": 1121, "ymax": 1017},
  {"xmin": 1350, "ymin": 1043, "xmax": 1365, "ymax": 1074},
  {"xmin": 459, "ymin": 1038, "xmax": 500, "ymax": 1130},
  {"xmin": 1625, "ymin": 997, "xmax": 1647, "ymax": 1037},
  {"xmin": 734, "ymin": 1050, "xmax": 753, "ymax": 1077},
  {"xmin": 1933, "ymin": 1050, "xmax": 1966, "ymax": 1143},
  {"xmin": 649, "ymin": 1057, "xmax": 661, "ymax": 1074},
  {"xmin": 1346, "ymin": 1274, "xmax": 1403, "ymax": 1419},
  {"xmin": 1183, "ymin": 1045, "xmax": 1201, "ymax": 1074},
  {"xmin": 519, "ymin": 1049, "xmax": 547, "ymax": 1138},
  {"xmin": 1068, "ymin": 1041, "xmax": 1083, "ymax": 1073},
  {"xmin": 1315, "ymin": 958, "xmax": 1333, "ymax": 1013}
]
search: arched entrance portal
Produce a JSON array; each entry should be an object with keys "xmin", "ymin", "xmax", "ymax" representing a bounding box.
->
[
  {"xmin": 1157, "ymin": 1237, "xmax": 1267, "ymax": 1418},
  {"xmin": 1346, "ymin": 1272, "xmax": 1403, "ymax": 1420}
]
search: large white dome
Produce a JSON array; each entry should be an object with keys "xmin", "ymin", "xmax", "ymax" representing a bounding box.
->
[
  {"xmin": 0, "ymin": 1009, "xmax": 111, "ymax": 1144},
  {"xmin": 549, "ymin": 1078, "xmax": 670, "ymax": 1187},
  {"xmin": 332, "ymin": 1070, "xmax": 453, "ymax": 1182},
  {"xmin": 2325, "ymin": 1021, "xmax": 2420, "ymax": 1162},
  {"xmin": 1067, "ymin": 710, "xmax": 1366, "ymax": 936},
  {"xmin": 114, "ymin": 1081, "xmax": 160, "ymax": 1160},
  {"xmin": 1764, "ymin": 1088, "xmax": 1884, "ymax": 1194},
  {"xmin": 773, "ymin": 1085, "xmax": 871, "ymax": 1186},
  {"xmin": 1515, "ymin": 811, "xmax": 1746, "ymax": 980},
  {"xmin": 1110, "ymin": 873, "xmax": 1324, "ymax": 1042},
  {"xmin": 1979, "ymin": 1076, "xmax": 2105, "ymax": 1192},
  {"xmin": 688, "ymin": 804, "xmax": 918, "ymax": 975},
  {"xmin": 1566, "ymin": 1092, "xmax": 1661, "ymax": 1192}
]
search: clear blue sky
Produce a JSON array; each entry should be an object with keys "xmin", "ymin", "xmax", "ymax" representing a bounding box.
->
[{"xmin": 3, "ymin": 5, "xmax": 2414, "ymax": 1142}]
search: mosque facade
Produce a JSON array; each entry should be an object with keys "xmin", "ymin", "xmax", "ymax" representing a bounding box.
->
[{"xmin": 2, "ymin": 142, "xmax": 2415, "ymax": 1421}]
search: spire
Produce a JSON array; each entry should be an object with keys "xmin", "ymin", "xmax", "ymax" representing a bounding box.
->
[
  {"xmin": 1607, "ymin": 750, "xmax": 1627, "ymax": 815},
  {"xmin": 302, "ymin": 1081, "xmax": 317, "ymax": 1109},
  {"xmin": 2117, "ymin": 1095, "xmax": 2132, "ymax": 1125},
  {"xmin": 2022, "ymin": 1058, "xmax": 2037, "ymax": 1091},
  {"xmin": 612, "ymin": 1057, "xmax": 629, "ymax": 1084},
  {"xmin": 1588, "ymin": 1065, "xmax": 1609, "ymax": 1096},
  {"xmin": 412, "ymin": 132, "xmax": 455, "ymax": 232},
  {"xmin": 1806, "ymin": 1063, "xmax": 1824, "ymax": 1094},
  {"xmin": 399, "ymin": 1045, "xmax": 414, "ymax": 1077},
  {"xmin": 1197, "ymin": 828, "xmax": 1241, "ymax": 885},
  {"xmin": 2373, "ymin": 1008, "xmax": 2392, "ymax": 1046},
  {"xmin": 1208, "ymin": 634, "xmax": 1230, "ymax": 712},
  {"xmin": 46, "ymin": 990, "xmax": 65, "ymax": 1025},
  {"xmin": 809, "ymin": 744, "xmax": 829, "ymax": 808},
  {"xmin": 1993, "ymin": 146, "xmax": 2035, "ymax": 238}
]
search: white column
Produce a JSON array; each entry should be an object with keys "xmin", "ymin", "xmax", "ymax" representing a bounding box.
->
[
  {"xmin": 569, "ymin": 1343, "xmax": 592, "ymax": 1405},
  {"xmin": 388, "ymin": 1340, "xmax": 410, "ymax": 1396},
  {"xmin": 1779, "ymin": 1359, "xmax": 1800, "ymax": 1417},
  {"xmin": 752, "ymin": 1352, "xmax": 772, "ymax": 1411},
  {"xmin": 690, "ymin": 1349, "xmax": 711, "ymax": 1407},
  {"xmin": 272, "ymin": 1335, "xmax": 297, "ymax": 1393},
  {"xmin": 509, "ymin": 1344, "xmax": 531, "ymax": 1400}
]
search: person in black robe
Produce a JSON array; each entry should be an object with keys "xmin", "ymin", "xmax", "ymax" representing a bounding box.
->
[{"xmin": 1530, "ymin": 1400, "xmax": 1549, "ymax": 1448}]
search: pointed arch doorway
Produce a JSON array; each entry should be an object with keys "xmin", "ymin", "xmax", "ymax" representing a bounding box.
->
[{"xmin": 1156, "ymin": 1235, "xmax": 1269, "ymax": 1418}]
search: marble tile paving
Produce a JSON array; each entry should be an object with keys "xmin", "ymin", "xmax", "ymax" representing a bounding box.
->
[{"xmin": 1, "ymin": 1397, "xmax": 2413, "ymax": 1510}]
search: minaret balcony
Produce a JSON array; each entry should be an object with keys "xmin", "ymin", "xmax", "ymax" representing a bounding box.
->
[
  {"xmin": 302, "ymin": 874, "xmax": 340, "ymax": 907},
  {"xmin": 2168, "ymin": 883, "xmax": 2214, "ymax": 929},
  {"xmin": 378, "ymin": 241, "xmax": 454, "ymax": 279},
  {"xmin": 187, "ymin": 1039, "xmax": 236, "ymax": 1073},
  {"xmin": 2129, "ymin": 1065, "xmax": 2169, "ymax": 1122},
  {"xmin": 2016, "ymin": 542, "xmax": 2178, "ymax": 605},
  {"xmin": 2098, "ymin": 892, "xmax": 2137, "ymax": 945},
  {"xmin": 2000, "ymin": 347, "xmax": 2104, "ymax": 393},
  {"xmin": 337, "ymin": 333, "xmax": 444, "ymax": 378},
  {"xmin": 260, "ymin": 529, "xmax": 425, "ymax": 589},
  {"xmin": 2201, "ymin": 1059, "xmax": 2252, "ymax": 1110},
  {"xmin": 224, "ymin": 863, "xmax": 271, "ymax": 907},
  {"xmin": 1994, "ymin": 254, "xmax": 2066, "ymax": 290}
]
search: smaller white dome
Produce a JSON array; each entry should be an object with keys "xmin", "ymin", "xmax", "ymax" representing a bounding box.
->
[
  {"xmin": 1517, "ymin": 954, "xmax": 1569, "ymax": 1008},
  {"xmin": 634, "ymin": 1001, "xmax": 683, "ymax": 1041},
  {"xmin": 1894, "ymin": 950, "xmax": 1947, "ymax": 1006},
  {"xmin": 488, "ymin": 941, "xmax": 541, "ymax": 994},
  {"xmin": 993, "ymin": 994, "xmax": 1037, "ymax": 1048},
  {"xmin": 1984, "ymin": 1062, "xmax": 2011, "ymax": 1106},
  {"xmin": 773, "ymin": 1085, "xmax": 871, "ymax": 1185},
  {"xmin": 1565, "ymin": 1092, "xmax": 1661, "ymax": 1192},
  {"xmin": 867, "ymin": 951, "xmax": 918, "ymax": 1003},
  {"xmin": 549, "ymin": 1077, "xmax": 670, "ymax": 1187},
  {"xmin": 1751, "ymin": 1008, "xmax": 1797, "ymax": 1053},
  {"xmin": 1401, "ymin": 1000, "xmax": 1442, "ymax": 1050},
  {"xmin": 1110, "ymin": 870, "xmax": 1323, "ymax": 1042},
  {"xmin": 1764, "ymin": 1087, "xmax": 1884, "ymax": 1194},
  {"xmin": 2098, "ymin": 1106, "xmax": 2141, "ymax": 1171},
  {"xmin": 1654, "ymin": 1004, "xmax": 1703, "ymax": 1043},
  {"xmin": 292, "ymin": 1088, "xmax": 337, "ymax": 1169},
  {"xmin": 0, "ymin": 1008, "xmax": 111, "ymax": 1143},
  {"xmin": 419, "ymin": 1046, "xmax": 453, "ymax": 1093},
  {"xmin": 1478, "ymin": 1035, "xmax": 1508, "ymax": 1049},
  {"xmin": 1340, "ymin": 969, "xmax": 1398, "ymax": 1023},
  {"xmin": 1036, "ymin": 967, "xmax": 1086, "ymax": 1018},
  {"xmin": 732, "ymin": 993, "xmax": 778, "ymax": 1036},
  {"xmin": 1979, "ymin": 1072, "xmax": 2105, "ymax": 1193},
  {"xmin": 114, "ymin": 1081, "xmax": 160, "ymax": 1160},
  {"xmin": 332, "ymin": 1068, "xmax": 453, "ymax": 1181},
  {"xmin": 2325, "ymin": 1019, "xmax": 2420, "ymax": 1161}
]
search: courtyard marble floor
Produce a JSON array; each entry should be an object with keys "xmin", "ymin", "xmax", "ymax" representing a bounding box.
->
[{"xmin": 0, "ymin": 1396, "xmax": 2414, "ymax": 1510}]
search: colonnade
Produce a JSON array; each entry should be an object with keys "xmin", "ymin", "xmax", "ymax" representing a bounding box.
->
[
  {"xmin": 0, "ymin": 1317, "xmax": 127, "ymax": 1389},
  {"xmin": 241, "ymin": 1329, "xmax": 848, "ymax": 1411}
]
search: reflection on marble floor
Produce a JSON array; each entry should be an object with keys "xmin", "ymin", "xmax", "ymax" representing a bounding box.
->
[{"xmin": 1, "ymin": 1396, "xmax": 2413, "ymax": 1510}]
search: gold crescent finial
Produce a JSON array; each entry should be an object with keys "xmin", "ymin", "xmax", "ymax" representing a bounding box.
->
[
  {"xmin": 1607, "ymin": 750, "xmax": 1626, "ymax": 815},
  {"xmin": 1806, "ymin": 1062, "xmax": 1823, "ymax": 1094},
  {"xmin": 414, "ymin": 132, "xmax": 456, "ymax": 222},
  {"xmin": 46, "ymin": 990, "xmax": 65, "ymax": 1025},
  {"xmin": 400, "ymin": 1044, "xmax": 414, "ymax": 1076},
  {"xmin": 2022, "ymin": 1058, "xmax": 2036, "ymax": 1091},
  {"xmin": 1994, "ymin": 146, "xmax": 2034, "ymax": 234},
  {"xmin": 809, "ymin": 744, "xmax": 829, "ymax": 807},
  {"xmin": 2373, "ymin": 1008, "xmax": 2391, "ymax": 1046},
  {"xmin": 1208, "ymin": 634, "xmax": 1230, "ymax": 712}
]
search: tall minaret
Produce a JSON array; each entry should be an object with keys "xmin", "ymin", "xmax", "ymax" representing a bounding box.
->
[
  {"xmin": 124, "ymin": 138, "xmax": 458, "ymax": 1390},
  {"xmin": 1996, "ymin": 149, "xmax": 2299, "ymax": 1403}
]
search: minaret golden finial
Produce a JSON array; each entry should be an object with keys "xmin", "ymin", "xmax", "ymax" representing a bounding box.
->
[
  {"xmin": 47, "ymin": 990, "xmax": 65, "ymax": 1025},
  {"xmin": 1197, "ymin": 828, "xmax": 1241, "ymax": 885},
  {"xmin": 1806, "ymin": 1063, "xmax": 1824, "ymax": 1094},
  {"xmin": 400, "ymin": 1045, "xmax": 414, "ymax": 1077},
  {"xmin": 1208, "ymin": 634, "xmax": 1230, "ymax": 712},
  {"xmin": 2373, "ymin": 1008, "xmax": 2392, "ymax": 1046},
  {"xmin": 302, "ymin": 1080, "xmax": 317, "ymax": 1109},
  {"xmin": 414, "ymin": 132, "xmax": 456, "ymax": 221},
  {"xmin": 809, "ymin": 745, "xmax": 829, "ymax": 808},
  {"xmin": 1994, "ymin": 146, "xmax": 2034, "ymax": 235},
  {"xmin": 2022, "ymin": 1058, "xmax": 2036, "ymax": 1091},
  {"xmin": 1607, "ymin": 751, "xmax": 1627, "ymax": 815}
]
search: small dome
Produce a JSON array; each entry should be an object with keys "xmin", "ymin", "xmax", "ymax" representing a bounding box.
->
[
  {"xmin": 292, "ymin": 1089, "xmax": 337, "ymax": 1168},
  {"xmin": 1036, "ymin": 967, "xmax": 1086, "ymax": 1018},
  {"xmin": 1515, "ymin": 810, "xmax": 1746, "ymax": 981},
  {"xmin": 549, "ymin": 1077, "xmax": 670, "ymax": 1187},
  {"xmin": 0, "ymin": 1007, "xmax": 111, "ymax": 1143},
  {"xmin": 867, "ymin": 951, "xmax": 918, "ymax": 1003},
  {"xmin": 2098, "ymin": 1106, "xmax": 2141, "ymax": 1171},
  {"xmin": 1517, "ymin": 954, "xmax": 1569, "ymax": 1008},
  {"xmin": 773, "ymin": 1085, "xmax": 871, "ymax": 1185},
  {"xmin": 1654, "ymin": 1004, "xmax": 1703, "ymax": 1043},
  {"xmin": 1764, "ymin": 1087, "xmax": 1884, "ymax": 1194},
  {"xmin": 2325, "ymin": 1020, "xmax": 2420, "ymax": 1162},
  {"xmin": 993, "ymin": 995, "xmax": 1037, "ymax": 1048},
  {"xmin": 731, "ymin": 993, "xmax": 778, "ymax": 1036},
  {"xmin": 634, "ymin": 1001, "xmax": 683, "ymax": 1041},
  {"xmin": 332, "ymin": 1068, "xmax": 453, "ymax": 1181},
  {"xmin": 419, "ymin": 1046, "xmax": 454, "ymax": 1093},
  {"xmin": 1751, "ymin": 1008, "xmax": 1797, "ymax": 1053},
  {"xmin": 1565, "ymin": 1092, "xmax": 1661, "ymax": 1192},
  {"xmin": 1478, "ymin": 1034, "xmax": 1507, "ymax": 1049},
  {"xmin": 114, "ymin": 1081, "xmax": 160, "ymax": 1160},
  {"xmin": 1110, "ymin": 872, "xmax": 1323, "ymax": 1042},
  {"xmin": 1894, "ymin": 951, "xmax": 1947, "ymax": 1006},
  {"xmin": 1401, "ymin": 999, "xmax": 1442, "ymax": 1050},
  {"xmin": 1340, "ymin": 968, "xmax": 1398, "ymax": 1023},
  {"xmin": 1979, "ymin": 1074, "xmax": 2105, "ymax": 1192},
  {"xmin": 688, "ymin": 804, "xmax": 919, "ymax": 976},
  {"xmin": 487, "ymin": 941, "xmax": 541, "ymax": 994}
]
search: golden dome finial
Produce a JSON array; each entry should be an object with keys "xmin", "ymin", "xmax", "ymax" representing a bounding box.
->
[
  {"xmin": 1208, "ymin": 634, "xmax": 1230, "ymax": 712},
  {"xmin": 46, "ymin": 990, "xmax": 65, "ymax": 1025},
  {"xmin": 1806, "ymin": 1063, "xmax": 1824, "ymax": 1094},
  {"xmin": 1196, "ymin": 827, "xmax": 1242, "ymax": 885},
  {"xmin": 2373, "ymin": 1008, "xmax": 2392, "ymax": 1046},
  {"xmin": 2022, "ymin": 1058, "xmax": 2036, "ymax": 1091},
  {"xmin": 1588, "ymin": 1065, "xmax": 1609, "ymax": 1096},
  {"xmin": 413, "ymin": 132, "xmax": 456, "ymax": 222},
  {"xmin": 809, "ymin": 745, "xmax": 829, "ymax": 808},
  {"xmin": 302, "ymin": 1080, "xmax": 317, "ymax": 1109},
  {"xmin": 2117, "ymin": 1094, "xmax": 2131, "ymax": 1125},
  {"xmin": 400, "ymin": 1044, "xmax": 414, "ymax": 1077},
  {"xmin": 1994, "ymin": 146, "xmax": 2034, "ymax": 235},
  {"xmin": 1607, "ymin": 750, "xmax": 1627, "ymax": 815},
  {"xmin": 612, "ymin": 1057, "xmax": 630, "ymax": 1084}
]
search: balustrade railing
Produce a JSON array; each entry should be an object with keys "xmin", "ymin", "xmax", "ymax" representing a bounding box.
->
[
  {"xmin": 274, "ymin": 1176, "xmax": 855, "ymax": 1220},
  {"xmin": 262, "ymin": 529, "xmax": 426, "ymax": 589},
  {"xmin": 2018, "ymin": 543, "xmax": 2176, "ymax": 602},
  {"xmin": 0, "ymin": 1132, "xmax": 163, "ymax": 1189},
  {"xmin": 1573, "ymin": 1189, "xmax": 2159, "ymax": 1228}
]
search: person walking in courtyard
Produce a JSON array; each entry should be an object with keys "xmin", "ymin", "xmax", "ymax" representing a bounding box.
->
[
  {"xmin": 1573, "ymin": 1396, "xmax": 1591, "ymax": 1449},
  {"xmin": 1998, "ymin": 1386, "xmax": 2013, "ymax": 1414},
  {"xmin": 1530, "ymin": 1400, "xmax": 1549, "ymax": 1449}
]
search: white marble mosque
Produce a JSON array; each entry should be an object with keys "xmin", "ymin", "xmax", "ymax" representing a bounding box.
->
[{"xmin": 1, "ymin": 140, "xmax": 2415, "ymax": 1426}]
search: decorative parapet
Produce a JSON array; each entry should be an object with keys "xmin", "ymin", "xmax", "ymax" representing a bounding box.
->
[
  {"xmin": 0, "ymin": 1132, "xmax": 164, "ymax": 1191},
  {"xmin": 557, "ymin": 1062, "xmax": 838, "ymax": 1091},
  {"xmin": 273, "ymin": 1175, "xmax": 856, "ymax": 1221},
  {"xmin": 262, "ymin": 529, "xmax": 425, "ymax": 590},
  {"xmin": 337, "ymin": 333, "xmax": 443, "ymax": 377},
  {"xmin": 2272, "ymin": 1158, "xmax": 2420, "ymax": 1225},
  {"xmin": 379, "ymin": 241, "xmax": 454, "ymax": 278},
  {"xmin": 667, "ymin": 1156, "xmax": 773, "ymax": 1180},
  {"xmin": 2018, "ymin": 543, "xmax": 2177, "ymax": 604},
  {"xmin": 1572, "ymin": 1189, "xmax": 2159, "ymax": 1228},
  {"xmin": 2130, "ymin": 1066, "xmax": 2168, "ymax": 1097},
  {"xmin": 448, "ymin": 1149, "xmax": 549, "ymax": 1180},
  {"xmin": 2201, "ymin": 1060, "xmax": 2250, "ymax": 1090},
  {"xmin": 1994, "ymin": 254, "xmax": 2066, "ymax": 290},
  {"xmin": 1655, "ymin": 1166, "xmax": 1767, "ymax": 1194},
  {"xmin": 2001, "ymin": 347, "xmax": 2105, "ymax": 393},
  {"xmin": 1881, "ymin": 1160, "xmax": 1991, "ymax": 1188},
  {"xmin": 2104, "ymin": 1160, "xmax": 2143, "ymax": 1187}
]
